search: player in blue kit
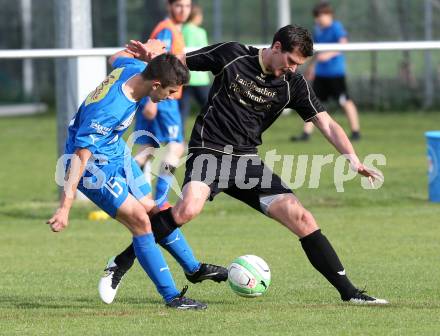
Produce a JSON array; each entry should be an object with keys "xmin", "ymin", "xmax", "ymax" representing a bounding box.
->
[
  {"xmin": 46, "ymin": 40, "xmax": 226, "ymax": 309},
  {"xmin": 291, "ymin": 2, "xmax": 361, "ymax": 142},
  {"xmin": 133, "ymin": 0, "xmax": 191, "ymax": 211}
]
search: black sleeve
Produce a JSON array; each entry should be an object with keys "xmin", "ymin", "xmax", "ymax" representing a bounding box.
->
[
  {"xmin": 287, "ymin": 75, "xmax": 326, "ymax": 122},
  {"xmin": 185, "ymin": 42, "xmax": 247, "ymax": 75}
]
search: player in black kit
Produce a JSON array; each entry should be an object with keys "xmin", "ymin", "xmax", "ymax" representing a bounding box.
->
[{"xmin": 101, "ymin": 25, "xmax": 388, "ymax": 306}]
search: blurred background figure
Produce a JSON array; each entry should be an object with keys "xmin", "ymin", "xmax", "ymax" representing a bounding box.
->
[
  {"xmin": 291, "ymin": 1, "xmax": 361, "ymax": 142},
  {"xmin": 179, "ymin": 4, "xmax": 211, "ymax": 132},
  {"xmin": 134, "ymin": 0, "xmax": 191, "ymax": 210}
]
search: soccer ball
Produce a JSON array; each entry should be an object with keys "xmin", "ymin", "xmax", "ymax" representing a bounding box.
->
[{"xmin": 227, "ymin": 255, "xmax": 271, "ymax": 297}]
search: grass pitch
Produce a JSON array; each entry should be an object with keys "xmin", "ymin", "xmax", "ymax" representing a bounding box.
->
[{"xmin": 1, "ymin": 110, "xmax": 440, "ymax": 335}]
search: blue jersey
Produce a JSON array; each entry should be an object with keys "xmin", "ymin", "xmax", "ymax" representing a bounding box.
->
[
  {"xmin": 65, "ymin": 57, "xmax": 147, "ymax": 164},
  {"xmin": 314, "ymin": 20, "xmax": 347, "ymax": 77},
  {"xmin": 156, "ymin": 28, "xmax": 173, "ymax": 53},
  {"xmin": 134, "ymin": 41, "xmax": 181, "ymax": 145}
]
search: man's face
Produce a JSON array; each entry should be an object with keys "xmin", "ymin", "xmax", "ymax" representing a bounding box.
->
[
  {"xmin": 270, "ymin": 42, "xmax": 308, "ymax": 77},
  {"xmin": 169, "ymin": 0, "xmax": 191, "ymax": 24},
  {"xmin": 150, "ymin": 83, "xmax": 181, "ymax": 103},
  {"xmin": 315, "ymin": 13, "xmax": 333, "ymax": 28}
]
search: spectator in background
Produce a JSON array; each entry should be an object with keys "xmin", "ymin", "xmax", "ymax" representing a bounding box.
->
[
  {"xmin": 179, "ymin": 4, "xmax": 211, "ymax": 131},
  {"xmin": 291, "ymin": 2, "xmax": 361, "ymax": 142},
  {"xmin": 134, "ymin": 0, "xmax": 191, "ymax": 210}
]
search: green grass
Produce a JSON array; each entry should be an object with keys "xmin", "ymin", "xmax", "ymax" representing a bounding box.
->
[{"xmin": 1, "ymin": 110, "xmax": 440, "ymax": 335}]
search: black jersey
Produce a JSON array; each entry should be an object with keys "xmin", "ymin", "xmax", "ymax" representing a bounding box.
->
[{"xmin": 185, "ymin": 42, "xmax": 325, "ymax": 155}]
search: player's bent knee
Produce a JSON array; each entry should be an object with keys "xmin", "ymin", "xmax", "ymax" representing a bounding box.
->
[
  {"xmin": 179, "ymin": 206, "xmax": 199, "ymax": 224},
  {"xmin": 281, "ymin": 196, "xmax": 304, "ymax": 223},
  {"xmin": 286, "ymin": 203, "xmax": 307, "ymax": 228},
  {"xmin": 291, "ymin": 208, "xmax": 305, "ymax": 226},
  {"xmin": 139, "ymin": 196, "xmax": 156, "ymax": 213},
  {"xmin": 173, "ymin": 203, "xmax": 200, "ymax": 224},
  {"xmin": 128, "ymin": 211, "xmax": 153, "ymax": 235},
  {"xmin": 288, "ymin": 207, "xmax": 318, "ymax": 238},
  {"xmin": 299, "ymin": 210, "xmax": 318, "ymax": 236},
  {"xmin": 269, "ymin": 195, "xmax": 318, "ymax": 237}
]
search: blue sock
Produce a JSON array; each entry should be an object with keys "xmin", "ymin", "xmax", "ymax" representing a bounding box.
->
[
  {"xmin": 155, "ymin": 174, "xmax": 172, "ymax": 207},
  {"xmin": 160, "ymin": 229, "xmax": 201, "ymax": 274},
  {"xmin": 132, "ymin": 233, "xmax": 180, "ymax": 302}
]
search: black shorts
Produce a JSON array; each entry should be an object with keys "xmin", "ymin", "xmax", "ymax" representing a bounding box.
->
[
  {"xmin": 182, "ymin": 149, "xmax": 293, "ymax": 214},
  {"xmin": 313, "ymin": 76, "xmax": 350, "ymax": 103}
]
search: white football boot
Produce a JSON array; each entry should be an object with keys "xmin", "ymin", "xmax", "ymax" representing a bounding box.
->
[{"xmin": 98, "ymin": 257, "xmax": 126, "ymax": 304}]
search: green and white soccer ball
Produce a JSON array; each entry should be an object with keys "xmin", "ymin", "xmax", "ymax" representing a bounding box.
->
[{"xmin": 228, "ymin": 255, "xmax": 271, "ymax": 297}]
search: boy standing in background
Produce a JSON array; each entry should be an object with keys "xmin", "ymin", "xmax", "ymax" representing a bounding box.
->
[{"xmin": 291, "ymin": 2, "xmax": 361, "ymax": 142}]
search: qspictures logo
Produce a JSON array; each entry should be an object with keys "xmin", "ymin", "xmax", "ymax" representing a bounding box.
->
[{"xmin": 55, "ymin": 130, "xmax": 386, "ymax": 204}]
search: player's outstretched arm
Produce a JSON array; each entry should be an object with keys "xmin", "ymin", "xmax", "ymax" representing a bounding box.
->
[
  {"xmin": 108, "ymin": 39, "xmax": 166, "ymax": 65},
  {"xmin": 125, "ymin": 40, "xmax": 187, "ymax": 65},
  {"xmin": 311, "ymin": 112, "xmax": 383, "ymax": 185},
  {"xmin": 46, "ymin": 148, "xmax": 92, "ymax": 232},
  {"xmin": 121, "ymin": 39, "xmax": 168, "ymax": 63}
]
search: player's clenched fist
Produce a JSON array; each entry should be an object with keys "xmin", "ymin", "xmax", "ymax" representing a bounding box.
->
[{"xmin": 46, "ymin": 207, "xmax": 69, "ymax": 232}]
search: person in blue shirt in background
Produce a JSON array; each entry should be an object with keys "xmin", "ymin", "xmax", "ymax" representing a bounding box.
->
[
  {"xmin": 291, "ymin": 2, "xmax": 361, "ymax": 142},
  {"xmin": 134, "ymin": 0, "xmax": 191, "ymax": 211},
  {"xmin": 47, "ymin": 40, "xmax": 225, "ymax": 310}
]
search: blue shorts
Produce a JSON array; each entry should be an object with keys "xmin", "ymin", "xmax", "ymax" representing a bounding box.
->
[
  {"xmin": 134, "ymin": 99, "xmax": 183, "ymax": 147},
  {"xmin": 77, "ymin": 157, "xmax": 151, "ymax": 217}
]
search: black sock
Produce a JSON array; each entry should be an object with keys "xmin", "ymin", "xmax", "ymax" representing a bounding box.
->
[
  {"xmin": 114, "ymin": 208, "xmax": 179, "ymax": 270},
  {"xmin": 150, "ymin": 207, "xmax": 179, "ymax": 241},
  {"xmin": 300, "ymin": 229, "xmax": 357, "ymax": 300},
  {"xmin": 114, "ymin": 244, "xmax": 136, "ymax": 271}
]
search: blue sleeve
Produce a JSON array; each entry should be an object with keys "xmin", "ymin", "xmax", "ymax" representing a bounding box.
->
[
  {"xmin": 74, "ymin": 109, "xmax": 120, "ymax": 154},
  {"xmin": 112, "ymin": 57, "xmax": 147, "ymax": 72},
  {"xmin": 334, "ymin": 21, "xmax": 347, "ymax": 40},
  {"xmin": 156, "ymin": 28, "xmax": 173, "ymax": 52}
]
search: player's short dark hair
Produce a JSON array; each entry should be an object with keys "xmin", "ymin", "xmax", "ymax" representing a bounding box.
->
[
  {"xmin": 312, "ymin": 2, "xmax": 333, "ymax": 17},
  {"xmin": 141, "ymin": 54, "xmax": 190, "ymax": 87},
  {"xmin": 271, "ymin": 25, "xmax": 314, "ymax": 57},
  {"xmin": 168, "ymin": 0, "xmax": 180, "ymax": 4}
]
